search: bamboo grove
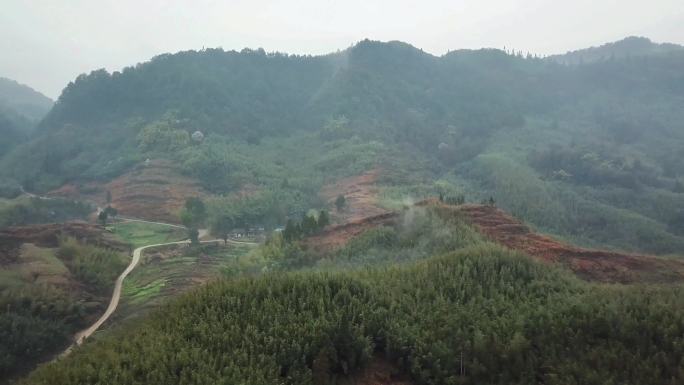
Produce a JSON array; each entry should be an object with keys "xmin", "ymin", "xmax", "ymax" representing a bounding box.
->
[{"xmin": 23, "ymin": 244, "xmax": 684, "ymax": 385}]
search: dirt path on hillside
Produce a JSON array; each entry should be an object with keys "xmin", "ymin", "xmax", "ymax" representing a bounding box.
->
[{"xmin": 61, "ymin": 226, "xmax": 257, "ymax": 357}]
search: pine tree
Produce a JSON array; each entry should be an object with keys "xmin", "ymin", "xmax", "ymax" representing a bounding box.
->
[
  {"xmin": 318, "ymin": 210, "xmax": 330, "ymax": 229},
  {"xmin": 335, "ymin": 195, "xmax": 346, "ymax": 212}
]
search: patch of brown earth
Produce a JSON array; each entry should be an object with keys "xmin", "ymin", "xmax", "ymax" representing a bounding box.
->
[
  {"xmin": 445, "ymin": 202, "xmax": 684, "ymax": 284},
  {"xmin": 304, "ymin": 212, "xmax": 398, "ymax": 253},
  {"xmin": 49, "ymin": 159, "xmax": 205, "ymax": 223},
  {"xmin": 308, "ymin": 169, "xmax": 393, "ymax": 252},
  {"xmin": 321, "ymin": 169, "xmax": 388, "ymax": 224}
]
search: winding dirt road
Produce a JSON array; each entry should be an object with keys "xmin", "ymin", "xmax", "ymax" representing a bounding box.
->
[
  {"xmin": 18, "ymin": 189, "xmax": 257, "ymax": 356},
  {"xmin": 62, "ymin": 228, "xmax": 257, "ymax": 356}
]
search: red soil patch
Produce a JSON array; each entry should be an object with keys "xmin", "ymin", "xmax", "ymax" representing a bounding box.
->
[
  {"xmin": 49, "ymin": 159, "xmax": 205, "ymax": 223},
  {"xmin": 309, "ymin": 169, "xmax": 393, "ymax": 252},
  {"xmin": 305, "ymin": 212, "xmax": 398, "ymax": 253},
  {"xmin": 321, "ymin": 169, "xmax": 388, "ymax": 224},
  {"xmin": 448, "ymin": 202, "xmax": 684, "ymax": 283}
]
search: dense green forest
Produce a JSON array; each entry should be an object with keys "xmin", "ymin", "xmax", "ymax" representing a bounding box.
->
[
  {"xmin": 2, "ymin": 37, "xmax": 683, "ymax": 253},
  {"xmin": 22, "ymin": 242, "xmax": 684, "ymax": 385}
]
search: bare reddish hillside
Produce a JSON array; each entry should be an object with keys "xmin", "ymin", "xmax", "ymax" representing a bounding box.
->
[
  {"xmin": 321, "ymin": 169, "xmax": 388, "ymax": 224},
  {"xmin": 305, "ymin": 212, "xmax": 398, "ymax": 253},
  {"xmin": 451, "ymin": 203, "xmax": 684, "ymax": 283},
  {"xmin": 307, "ymin": 169, "xmax": 395, "ymax": 252},
  {"xmin": 49, "ymin": 159, "xmax": 205, "ymax": 223}
]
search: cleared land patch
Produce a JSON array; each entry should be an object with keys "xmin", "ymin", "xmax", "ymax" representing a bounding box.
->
[
  {"xmin": 109, "ymin": 220, "xmax": 186, "ymax": 248},
  {"xmin": 115, "ymin": 242, "xmax": 254, "ymax": 322}
]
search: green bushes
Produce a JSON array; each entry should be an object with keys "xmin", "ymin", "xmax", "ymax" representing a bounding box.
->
[
  {"xmin": 281, "ymin": 211, "xmax": 330, "ymax": 242},
  {"xmin": 529, "ymin": 146, "xmax": 662, "ymax": 189},
  {"xmin": 137, "ymin": 117, "xmax": 190, "ymax": 153},
  {"xmin": 0, "ymin": 238, "xmax": 128, "ymax": 379},
  {"xmin": 0, "ymin": 286, "xmax": 81, "ymax": 378},
  {"xmin": 330, "ymin": 207, "xmax": 484, "ymax": 266},
  {"xmin": 0, "ymin": 197, "xmax": 92, "ymax": 229},
  {"xmin": 57, "ymin": 237, "xmax": 128, "ymax": 294}
]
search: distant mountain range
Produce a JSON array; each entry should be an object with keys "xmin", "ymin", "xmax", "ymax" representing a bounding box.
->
[
  {"xmin": 0, "ymin": 77, "xmax": 53, "ymax": 123},
  {"xmin": 548, "ymin": 36, "xmax": 684, "ymax": 65},
  {"xmin": 0, "ymin": 78, "xmax": 53, "ymax": 156}
]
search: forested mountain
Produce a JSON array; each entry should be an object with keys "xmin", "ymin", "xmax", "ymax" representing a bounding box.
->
[
  {"xmin": 2, "ymin": 38, "xmax": 684, "ymax": 253},
  {"xmin": 0, "ymin": 78, "xmax": 53, "ymax": 159},
  {"xmin": 0, "ymin": 78, "xmax": 53, "ymax": 124},
  {"xmin": 5, "ymin": 36, "xmax": 684, "ymax": 385},
  {"xmin": 548, "ymin": 36, "xmax": 684, "ymax": 65}
]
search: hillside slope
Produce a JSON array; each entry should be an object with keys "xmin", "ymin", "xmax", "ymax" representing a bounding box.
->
[
  {"xmin": 2, "ymin": 38, "xmax": 684, "ymax": 253},
  {"xmin": 0, "ymin": 223, "xmax": 128, "ymax": 381},
  {"xmin": 0, "ymin": 77, "xmax": 53, "ymax": 176},
  {"xmin": 22, "ymin": 245, "xmax": 684, "ymax": 385},
  {"xmin": 449, "ymin": 202, "xmax": 684, "ymax": 283},
  {"xmin": 0, "ymin": 77, "xmax": 53, "ymax": 123}
]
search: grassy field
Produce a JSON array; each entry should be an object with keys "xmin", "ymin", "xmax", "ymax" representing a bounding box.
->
[{"xmin": 108, "ymin": 221, "xmax": 187, "ymax": 248}]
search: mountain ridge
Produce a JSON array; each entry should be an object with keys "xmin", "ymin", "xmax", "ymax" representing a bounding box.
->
[
  {"xmin": 548, "ymin": 36, "xmax": 684, "ymax": 65},
  {"xmin": 0, "ymin": 77, "xmax": 53, "ymax": 123},
  {"xmin": 2, "ymin": 37, "xmax": 684, "ymax": 255}
]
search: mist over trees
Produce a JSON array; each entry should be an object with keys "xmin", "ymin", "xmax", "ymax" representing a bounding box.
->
[
  {"xmin": 2, "ymin": 37, "xmax": 684, "ymax": 253},
  {"xmin": 0, "ymin": 78, "xmax": 53, "ymax": 164}
]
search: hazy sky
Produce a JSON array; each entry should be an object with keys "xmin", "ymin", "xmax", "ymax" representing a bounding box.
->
[{"xmin": 2, "ymin": 0, "xmax": 683, "ymax": 99}]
